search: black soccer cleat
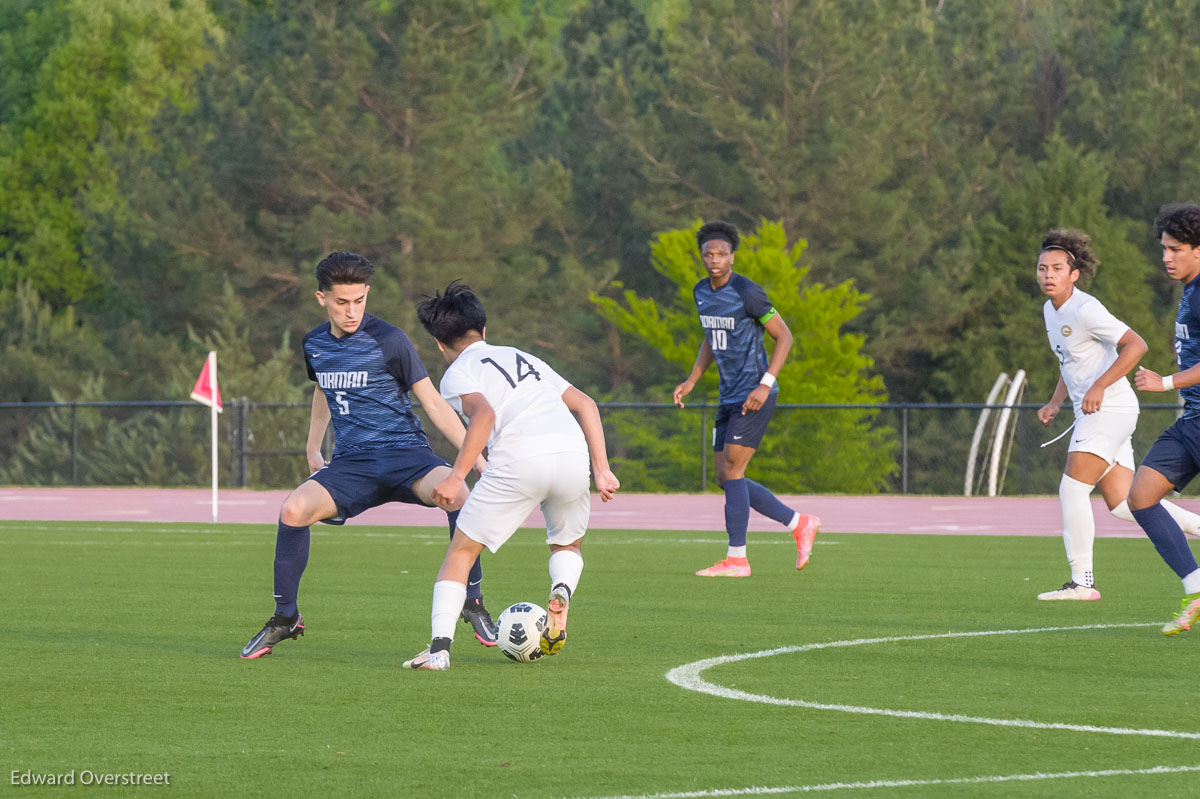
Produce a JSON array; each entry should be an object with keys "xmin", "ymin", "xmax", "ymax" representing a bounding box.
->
[
  {"xmin": 240, "ymin": 613, "xmax": 305, "ymax": 659},
  {"xmin": 460, "ymin": 599, "xmax": 498, "ymax": 646}
]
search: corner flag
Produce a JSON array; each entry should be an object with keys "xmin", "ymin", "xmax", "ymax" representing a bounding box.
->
[
  {"xmin": 190, "ymin": 351, "xmax": 223, "ymax": 412},
  {"xmin": 190, "ymin": 351, "xmax": 222, "ymax": 522}
]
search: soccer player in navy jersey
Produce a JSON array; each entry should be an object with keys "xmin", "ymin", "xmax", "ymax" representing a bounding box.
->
[
  {"xmin": 240, "ymin": 252, "xmax": 497, "ymax": 658},
  {"xmin": 1129, "ymin": 203, "xmax": 1200, "ymax": 635},
  {"xmin": 672, "ymin": 221, "xmax": 821, "ymax": 578}
]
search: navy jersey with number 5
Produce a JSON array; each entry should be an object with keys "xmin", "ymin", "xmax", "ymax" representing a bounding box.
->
[
  {"xmin": 693, "ymin": 274, "xmax": 779, "ymax": 405},
  {"xmin": 1176, "ymin": 276, "xmax": 1200, "ymax": 418},
  {"xmin": 303, "ymin": 313, "xmax": 431, "ymax": 456}
]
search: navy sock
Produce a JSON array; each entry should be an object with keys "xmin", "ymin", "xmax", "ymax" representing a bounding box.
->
[
  {"xmin": 273, "ymin": 522, "xmax": 310, "ymax": 617},
  {"xmin": 1132, "ymin": 504, "xmax": 1199, "ymax": 579},
  {"xmin": 745, "ymin": 479, "xmax": 794, "ymax": 526},
  {"xmin": 447, "ymin": 510, "xmax": 484, "ymax": 601},
  {"xmin": 723, "ymin": 478, "xmax": 750, "ymax": 548}
]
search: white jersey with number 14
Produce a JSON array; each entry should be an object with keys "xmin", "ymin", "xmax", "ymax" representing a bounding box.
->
[
  {"xmin": 1043, "ymin": 288, "xmax": 1137, "ymax": 413},
  {"xmin": 439, "ymin": 340, "xmax": 587, "ymax": 468}
]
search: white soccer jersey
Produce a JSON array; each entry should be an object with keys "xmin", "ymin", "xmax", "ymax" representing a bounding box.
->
[
  {"xmin": 1043, "ymin": 288, "xmax": 1138, "ymax": 413},
  {"xmin": 439, "ymin": 341, "xmax": 586, "ymax": 468}
]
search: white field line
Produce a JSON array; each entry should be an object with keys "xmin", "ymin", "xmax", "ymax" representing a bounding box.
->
[
  {"xmin": 666, "ymin": 624, "xmax": 1200, "ymax": 740},
  {"xmin": 573, "ymin": 764, "xmax": 1200, "ymax": 799},
  {"xmin": 0, "ymin": 524, "xmax": 835, "ymax": 547}
]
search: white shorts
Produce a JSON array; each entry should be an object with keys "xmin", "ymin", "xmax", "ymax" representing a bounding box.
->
[
  {"xmin": 1067, "ymin": 409, "xmax": 1137, "ymax": 470},
  {"xmin": 455, "ymin": 451, "xmax": 591, "ymax": 553}
]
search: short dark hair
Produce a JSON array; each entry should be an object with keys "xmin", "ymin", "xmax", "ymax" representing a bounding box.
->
[
  {"xmin": 316, "ymin": 251, "xmax": 375, "ymax": 291},
  {"xmin": 697, "ymin": 221, "xmax": 740, "ymax": 252},
  {"xmin": 1040, "ymin": 228, "xmax": 1098, "ymax": 279},
  {"xmin": 1155, "ymin": 203, "xmax": 1200, "ymax": 248},
  {"xmin": 416, "ymin": 280, "xmax": 487, "ymax": 346}
]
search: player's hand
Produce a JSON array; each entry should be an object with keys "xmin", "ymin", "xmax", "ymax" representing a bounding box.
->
[
  {"xmin": 432, "ymin": 476, "xmax": 464, "ymax": 509},
  {"xmin": 594, "ymin": 470, "xmax": 620, "ymax": 502},
  {"xmin": 741, "ymin": 384, "xmax": 770, "ymax": 415},
  {"xmin": 307, "ymin": 452, "xmax": 329, "ymax": 474},
  {"xmin": 673, "ymin": 381, "xmax": 694, "ymax": 408},
  {"xmin": 1135, "ymin": 366, "xmax": 1164, "ymax": 392},
  {"xmin": 1080, "ymin": 384, "xmax": 1104, "ymax": 414},
  {"xmin": 1036, "ymin": 403, "xmax": 1060, "ymax": 426}
]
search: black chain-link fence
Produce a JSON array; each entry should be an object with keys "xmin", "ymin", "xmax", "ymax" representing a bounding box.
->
[{"xmin": 0, "ymin": 400, "xmax": 1189, "ymax": 495}]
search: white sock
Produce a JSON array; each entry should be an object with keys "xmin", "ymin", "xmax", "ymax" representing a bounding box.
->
[
  {"xmin": 1110, "ymin": 500, "xmax": 1135, "ymax": 523},
  {"xmin": 787, "ymin": 511, "xmax": 801, "ymax": 530},
  {"xmin": 1183, "ymin": 569, "xmax": 1200, "ymax": 595},
  {"xmin": 1163, "ymin": 499, "xmax": 1200, "ymax": 536},
  {"xmin": 727, "ymin": 545, "xmax": 747, "ymax": 559},
  {"xmin": 548, "ymin": 549, "xmax": 584, "ymax": 601},
  {"xmin": 1113, "ymin": 498, "xmax": 1200, "ymax": 535},
  {"xmin": 431, "ymin": 580, "xmax": 466, "ymax": 641},
  {"xmin": 1060, "ymin": 474, "xmax": 1096, "ymax": 587}
]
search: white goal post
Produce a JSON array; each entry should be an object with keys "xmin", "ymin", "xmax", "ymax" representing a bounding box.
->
[{"xmin": 964, "ymin": 370, "xmax": 1026, "ymax": 497}]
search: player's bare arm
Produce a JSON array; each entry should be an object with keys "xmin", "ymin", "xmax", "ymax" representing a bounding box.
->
[
  {"xmin": 742, "ymin": 314, "xmax": 793, "ymax": 415},
  {"xmin": 412, "ymin": 377, "xmax": 488, "ymax": 475},
  {"xmin": 305, "ymin": 384, "xmax": 332, "ymax": 473},
  {"xmin": 1038, "ymin": 377, "xmax": 1069, "ymax": 426},
  {"xmin": 1079, "ymin": 328, "xmax": 1147, "ymax": 413},
  {"xmin": 432, "ymin": 392, "xmax": 495, "ymax": 509},
  {"xmin": 674, "ymin": 339, "xmax": 715, "ymax": 408},
  {"xmin": 562, "ymin": 386, "xmax": 621, "ymax": 502}
]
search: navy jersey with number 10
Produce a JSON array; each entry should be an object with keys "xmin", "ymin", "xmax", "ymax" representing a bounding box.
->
[
  {"xmin": 1175, "ymin": 276, "xmax": 1200, "ymax": 418},
  {"xmin": 693, "ymin": 273, "xmax": 779, "ymax": 405},
  {"xmin": 303, "ymin": 313, "xmax": 431, "ymax": 456}
]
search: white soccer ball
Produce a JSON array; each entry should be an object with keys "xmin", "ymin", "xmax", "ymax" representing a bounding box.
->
[{"xmin": 496, "ymin": 602, "xmax": 547, "ymax": 663}]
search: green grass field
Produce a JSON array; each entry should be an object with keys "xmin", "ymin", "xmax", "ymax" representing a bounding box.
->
[{"xmin": 3, "ymin": 519, "xmax": 1200, "ymax": 798}]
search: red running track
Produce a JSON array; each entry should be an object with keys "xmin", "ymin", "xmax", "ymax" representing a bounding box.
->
[{"xmin": 0, "ymin": 486, "xmax": 1174, "ymax": 537}]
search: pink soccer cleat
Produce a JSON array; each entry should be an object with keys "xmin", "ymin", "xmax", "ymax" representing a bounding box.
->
[
  {"xmin": 791, "ymin": 515, "xmax": 821, "ymax": 570},
  {"xmin": 695, "ymin": 557, "xmax": 751, "ymax": 577}
]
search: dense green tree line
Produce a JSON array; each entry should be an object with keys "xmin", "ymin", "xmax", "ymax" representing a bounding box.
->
[{"xmin": 3, "ymin": 0, "xmax": 1199, "ymax": 488}]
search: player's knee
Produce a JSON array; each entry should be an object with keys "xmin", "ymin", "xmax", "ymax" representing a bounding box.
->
[
  {"xmin": 1126, "ymin": 485, "xmax": 1156, "ymax": 512},
  {"xmin": 279, "ymin": 495, "xmax": 313, "ymax": 527}
]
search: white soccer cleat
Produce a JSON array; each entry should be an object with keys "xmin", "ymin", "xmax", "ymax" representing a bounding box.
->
[
  {"xmin": 1037, "ymin": 581, "xmax": 1101, "ymax": 601},
  {"xmin": 540, "ymin": 589, "xmax": 569, "ymax": 656},
  {"xmin": 403, "ymin": 647, "xmax": 450, "ymax": 671}
]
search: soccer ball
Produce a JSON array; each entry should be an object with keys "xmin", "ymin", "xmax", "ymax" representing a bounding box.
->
[{"xmin": 496, "ymin": 602, "xmax": 547, "ymax": 662}]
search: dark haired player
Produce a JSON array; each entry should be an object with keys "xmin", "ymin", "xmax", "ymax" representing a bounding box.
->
[
  {"xmin": 403, "ymin": 281, "xmax": 619, "ymax": 670},
  {"xmin": 673, "ymin": 221, "xmax": 821, "ymax": 578},
  {"xmin": 240, "ymin": 252, "xmax": 498, "ymax": 658},
  {"xmin": 1130, "ymin": 203, "xmax": 1200, "ymax": 634}
]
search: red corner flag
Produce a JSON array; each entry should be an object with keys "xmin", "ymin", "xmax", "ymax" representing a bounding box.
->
[{"xmin": 190, "ymin": 351, "xmax": 223, "ymax": 413}]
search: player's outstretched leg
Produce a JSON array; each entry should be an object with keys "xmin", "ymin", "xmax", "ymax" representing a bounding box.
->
[
  {"xmin": 240, "ymin": 613, "xmax": 305, "ymax": 659},
  {"xmin": 460, "ymin": 598, "xmax": 498, "ymax": 646}
]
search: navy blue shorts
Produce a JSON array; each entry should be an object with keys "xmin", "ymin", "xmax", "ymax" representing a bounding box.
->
[
  {"xmin": 306, "ymin": 446, "xmax": 449, "ymax": 521},
  {"xmin": 1141, "ymin": 415, "xmax": 1200, "ymax": 492},
  {"xmin": 713, "ymin": 394, "xmax": 777, "ymax": 453}
]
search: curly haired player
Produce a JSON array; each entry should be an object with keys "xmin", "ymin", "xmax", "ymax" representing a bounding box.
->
[{"xmin": 673, "ymin": 221, "xmax": 821, "ymax": 578}]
